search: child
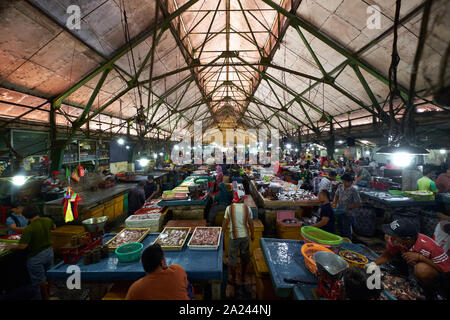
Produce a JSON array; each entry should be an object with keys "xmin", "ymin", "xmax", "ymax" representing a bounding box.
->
[{"xmin": 310, "ymin": 190, "xmax": 335, "ymax": 234}]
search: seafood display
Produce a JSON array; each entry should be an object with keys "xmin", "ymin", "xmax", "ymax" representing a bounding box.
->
[
  {"xmin": 339, "ymin": 250, "xmax": 368, "ymax": 264},
  {"xmin": 3, "ymin": 234, "xmax": 21, "ymax": 241},
  {"xmin": 106, "ymin": 228, "xmax": 149, "ymax": 249},
  {"xmin": 128, "ymin": 213, "xmax": 160, "ymax": 221},
  {"xmin": 154, "ymin": 227, "xmax": 190, "ymax": 250},
  {"xmin": 382, "ymin": 273, "xmax": 425, "ymax": 300},
  {"xmin": 189, "ymin": 227, "xmax": 221, "ymax": 246},
  {"xmin": 256, "ymin": 179, "xmax": 318, "ymax": 201}
]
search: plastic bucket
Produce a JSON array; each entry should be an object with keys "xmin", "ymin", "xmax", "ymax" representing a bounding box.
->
[{"xmin": 115, "ymin": 243, "xmax": 143, "ymax": 263}]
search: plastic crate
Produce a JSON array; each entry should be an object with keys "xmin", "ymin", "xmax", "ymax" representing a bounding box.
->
[{"xmin": 187, "ymin": 227, "xmax": 222, "ymax": 250}]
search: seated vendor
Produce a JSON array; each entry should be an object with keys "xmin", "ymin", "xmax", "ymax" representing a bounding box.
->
[
  {"xmin": 310, "ymin": 190, "xmax": 335, "ymax": 234},
  {"xmin": 353, "ymin": 165, "xmax": 371, "ymax": 186},
  {"xmin": 125, "ymin": 244, "xmax": 192, "ymax": 300},
  {"xmin": 41, "ymin": 170, "xmax": 63, "ymax": 201},
  {"xmin": 298, "ymin": 165, "xmax": 312, "ymax": 186},
  {"xmin": 6, "ymin": 201, "xmax": 28, "ymax": 235},
  {"xmin": 373, "ymin": 218, "xmax": 450, "ymax": 299},
  {"xmin": 417, "ymin": 169, "xmax": 438, "ymax": 193},
  {"xmin": 102, "ymin": 169, "xmax": 116, "ymax": 183}
]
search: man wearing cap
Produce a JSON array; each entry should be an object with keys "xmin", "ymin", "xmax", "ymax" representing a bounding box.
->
[
  {"xmin": 373, "ymin": 218, "xmax": 450, "ymax": 299},
  {"xmin": 332, "ymin": 173, "xmax": 361, "ymax": 239},
  {"xmin": 222, "ymin": 194, "xmax": 254, "ymax": 287},
  {"xmin": 41, "ymin": 170, "xmax": 63, "ymax": 201},
  {"xmin": 6, "ymin": 201, "xmax": 28, "ymax": 235}
]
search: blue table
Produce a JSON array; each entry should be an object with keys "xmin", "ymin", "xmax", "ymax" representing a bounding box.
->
[
  {"xmin": 47, "ymin": 232, "xmax": 223, "ymax": 299},
  {"xmin": 260, "ymin": 238, "xmax": 379, "ymax": 299},
  {"xmin": 158, "ymin": 193, "xmax": 210, "ymax": 207},
  {"xmin": 359, "ymin": 190, "xmax": 436, "ymax": 208},
  {"xmin": 436, "ymin": 193, "xmax": 450, "ymax": 204}
]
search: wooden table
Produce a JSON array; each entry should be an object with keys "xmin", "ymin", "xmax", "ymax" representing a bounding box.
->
[{"xmin": 249, "ymin": 180, "xmax": 320, "ymax": 235}]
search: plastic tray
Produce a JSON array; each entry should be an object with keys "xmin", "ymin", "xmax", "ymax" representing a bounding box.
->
[
  {"xmin": 301, "ymin": 226, "xmax": 343, "ymax": 246},
  {"xmin": 187, "ymin": 227, "xmax": 222, "ymax": 250},
  {"xmin": 153, "ymin": 227, "xmax": 190, "ymax": 251},
  {"xmin": 104, "ymin": 228, "xmax": 150, "ymax": 250}
]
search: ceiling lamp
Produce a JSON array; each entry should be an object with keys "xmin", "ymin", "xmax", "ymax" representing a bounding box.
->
[
  {"xmin": 318, "ymin": 82, "xmax": 328, "ymax": 123},
  {"xmin": 376, "ymin": 142, "xmax": 429, "ymax": 155}
]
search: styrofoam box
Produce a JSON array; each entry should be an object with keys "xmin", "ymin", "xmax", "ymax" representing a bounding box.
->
[{"xmin": 125, "ymin": 213, "xmax": 162, "ymax": 232}]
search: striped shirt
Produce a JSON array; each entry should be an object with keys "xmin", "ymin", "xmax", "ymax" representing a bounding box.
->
[{"xmin": 387, "ymin": 233, "xmax": 450, "ymax": 273}]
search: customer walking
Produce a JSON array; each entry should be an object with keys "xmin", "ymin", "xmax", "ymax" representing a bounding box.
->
[{"xmin": 332, "ymin": 173, "xmax": 361, "ymax": 240}]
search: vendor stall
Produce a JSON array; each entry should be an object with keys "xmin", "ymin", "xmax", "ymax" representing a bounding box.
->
[
  {"xmin": 46, "ymin": 232, "xmax": 223, "ymax": 300},
  {"xmin": 259, "ymin": 238, "xmax": 379, "ymax": 299},
  {"xmin": 249, "ymin": 180, "xmax": 320, "ymax": 235},
  {"xmin": 43, "ymin": 184, "xmax": 133, "ymax": 225}
]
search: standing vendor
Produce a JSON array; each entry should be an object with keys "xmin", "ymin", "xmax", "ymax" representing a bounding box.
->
[
  {"xmin": 144, "ymin": 175, "xmax": 159, "ymax": 200},
  {"xmin": 353, "ymin": 165, "xmax": 371, "ymax": 187},
  {"xmin": 41, "ymin": 170, "xmax": 63, "ymax": 201},
  {"xmin": 417, "ymin": 168, "xmax": 438, "ymax": 193},
  {"xmin": 332, "ymin": 173, "xmax": 361, "ymax": 240},
  {"xmin": 6, "ymin": 201, "xmax": 28, "ymax": 235},
  {"xmin": 371, "ymin": 218, "xmax": 450, "ymax": 299},
  {"xmin": 5, "ymin": 205, "xmax": 56, "ymax": 300},
  {"xmin": 128, "ymin": 180, "xmax": 146, "ymax": 215}
]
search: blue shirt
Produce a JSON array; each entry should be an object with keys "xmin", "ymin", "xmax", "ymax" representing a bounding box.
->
[{"xmin": 6, "ymin": 213, "xmax": 29, "ymax": 235}]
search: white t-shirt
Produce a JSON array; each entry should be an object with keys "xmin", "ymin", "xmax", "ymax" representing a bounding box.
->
[{"xmin": 224, "ymin": 203, "xmax": 252, "ymax": 239}]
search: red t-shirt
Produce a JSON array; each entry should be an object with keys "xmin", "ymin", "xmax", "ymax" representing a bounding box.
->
[
  {"xmin": 125, "ymin": 264, "xmax": 190, "ymax": 300},
  {"xmin": 386, "ymin": 234, "xmax": 450, "ymax": 273}
]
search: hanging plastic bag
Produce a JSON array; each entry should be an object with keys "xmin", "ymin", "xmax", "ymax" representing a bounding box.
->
[
  {"xmin": 71, "ymin": 171, "xmax": 80, "ymax": 182},
  {"xmin": 77, "ymin": 165, "xmax": 85, "ymax": 177}
]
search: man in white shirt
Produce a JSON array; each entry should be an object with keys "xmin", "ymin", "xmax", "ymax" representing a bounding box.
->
[
  {"xmin": 222, "ymin": 196, "xmax": 254, "ymax": 286},
  {"xmin": 319, "ymin": 171, "xmax": 336, "ymax": 193}
]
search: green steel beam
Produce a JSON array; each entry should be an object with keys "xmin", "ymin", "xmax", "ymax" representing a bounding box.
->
[
  {"xmin": 52, "ymin": 0, "xmax": 199, "ymax": 107},
  {"xmin": 294, "ymin": 25, "xmax": 327, "ymax": 77},
  {"xmin": 261, "ymin": 0, "xmax": 410, "ymax": 101},
  {"xmin": 74, "ymin": 67, "xmax": 112, "ymax": 126},
  {"xmin": 351, "ymin": 64, "xmax": 390, "ymax": 124}
]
